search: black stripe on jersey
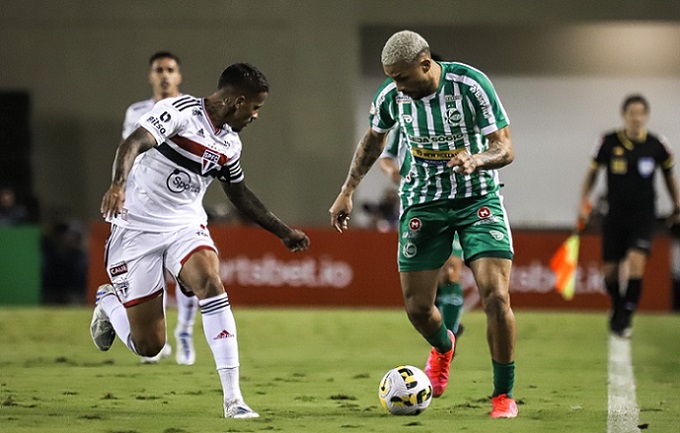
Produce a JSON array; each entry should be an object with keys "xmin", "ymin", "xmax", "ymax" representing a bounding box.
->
[
  {"xmin": 171, "ymin": 96, "xmax": 193, "ymax": 108},
  {"xmin": 154, "ymin": 142, "xmax": 221, "ymax": 178},
  {"xmin": 176, "ymin": 101, "xmax": 201, "ymax": 112},
  {"xmin": 200, "ymin": 296, "xmax": 230, "ymax": 316},
  {"xmin": 173, "ymin": 97, "xmax": 201, "ymax": 111}
]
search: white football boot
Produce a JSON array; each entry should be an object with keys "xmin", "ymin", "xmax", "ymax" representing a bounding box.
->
[
  {"xmin": 90, "ymin": 284, "xmax": 117, "ymax": 351},
  {"xmin": 224, "ymin": 400, "xmax": 260, "ymax": 419}
]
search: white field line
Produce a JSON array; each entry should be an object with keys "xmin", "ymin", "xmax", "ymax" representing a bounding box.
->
[{"xmin": 607, "ymin": 335, "xmax": 640, "ymax": 433}]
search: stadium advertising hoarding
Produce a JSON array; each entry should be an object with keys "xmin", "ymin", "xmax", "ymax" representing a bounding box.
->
[{"xmin": 87, "ymin": 223, "xmax": 672, "ymax": 311}]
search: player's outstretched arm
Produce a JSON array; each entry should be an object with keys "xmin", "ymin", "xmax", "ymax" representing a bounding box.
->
[
  {"xmin": 329, "ymin": 128, "xmax": 386, "ymax": 232},
  {"xmin": 220, "ymin": 181, "xmax": 310, "ymax": 252},
  {"xmin": 101, "ymin": 128, "xmax": 157, "ymax": 219},
  {"xmin": 577, "ymin": 164, "xmax": 600, "ymax": 230}
]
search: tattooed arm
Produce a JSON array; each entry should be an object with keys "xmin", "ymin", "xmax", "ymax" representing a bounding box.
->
[
  {"xmin": 329, "ymin": 128, "xmax": 386, "ymax": 232},
  {"xmin": 221, "ymin": 180, "xmax": 310, "ymax": 251},
  {"xmin": 447, "ymin": 126, "xmax": 515, "ymax": 175},
  {"xmin": 101, "ymin": 128, "xmax": 157, "ymax": 220}
]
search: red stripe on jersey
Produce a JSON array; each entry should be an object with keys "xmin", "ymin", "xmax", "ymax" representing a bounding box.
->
[{"xmin": 171, "ymin": 136, "xmax": 229, "ymax": 165}]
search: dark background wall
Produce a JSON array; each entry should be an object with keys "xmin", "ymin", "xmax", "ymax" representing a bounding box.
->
[{"xmin": 1, "ymin": 1, "xmax": 679, "ymax": 226}]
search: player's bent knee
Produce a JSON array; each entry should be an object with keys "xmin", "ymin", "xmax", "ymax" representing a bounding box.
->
[
  {"xmin": 131, "ymin": 336, "xmax": 166, "ymax": 357},
  {"xmin": 405, "ymin": 301, "xmax": 435, "ymax": 325}
]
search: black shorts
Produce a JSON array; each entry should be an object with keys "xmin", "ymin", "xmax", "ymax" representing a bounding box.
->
[{"xmin": 601, "ymin": 212, "xmax": 655, "ymax": 262}]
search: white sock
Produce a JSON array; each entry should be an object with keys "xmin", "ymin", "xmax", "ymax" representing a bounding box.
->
[
  {"xmin": 176, "ymin": 289, "xmax": 198, "ymax": 333},
  {"xmin": 101, "ymin": 294, "xmax": 138, "ymax": 355},
  {"xmin": 218, "ymin": 367, "xmax": 243, "ymax": 402},
  {"xmin": 199, "ymin": 293, "xmax": 242, "ymax": 402}
]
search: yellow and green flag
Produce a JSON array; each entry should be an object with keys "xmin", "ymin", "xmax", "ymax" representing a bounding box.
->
[{"xmin": 549, "ymin": 234, "xmax": 580, "ymax": 300}]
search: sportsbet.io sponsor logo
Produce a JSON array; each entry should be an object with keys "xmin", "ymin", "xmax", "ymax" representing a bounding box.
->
[
  {"xmin": 167, "ymin": 169, "xmax": 201, "ymax": 194},
  {"xmin": 220, "ymin": 254, "xmax": 353, "ymax": 289}
]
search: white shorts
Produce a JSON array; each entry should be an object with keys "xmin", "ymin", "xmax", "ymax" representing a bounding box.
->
[{"xmin": 105, "ymin": 223, "xmax": 217, "ymax": 307}]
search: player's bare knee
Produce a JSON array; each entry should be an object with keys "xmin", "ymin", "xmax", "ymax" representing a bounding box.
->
[
  {"xmin": 132, "ymin": 336, "xmax": 166, "ymax": 357},
  {"xmin": 481, "ymin": 291, "xmax": 509, "ymax": 317},
  {"xmin": 190, "ymin": 274, "xmax": 224, "ymax": 299},
  {"xmin": 406, "ymin": 301, "xmax": 433, "ymax": 326}
]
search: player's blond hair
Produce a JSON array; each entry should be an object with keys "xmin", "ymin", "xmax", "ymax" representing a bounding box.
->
[{"xmin": 381, "ymin": 30, "xmax": 430, "ymax": 66}]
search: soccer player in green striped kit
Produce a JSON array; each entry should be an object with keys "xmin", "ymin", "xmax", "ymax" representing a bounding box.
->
[
  {"xmin": 379, "ymin": 126, "xmax": 466, "ymax": 339},
  {"xmin": 330, "ymin": 30, "xmax": 518, "ymax": 418}
]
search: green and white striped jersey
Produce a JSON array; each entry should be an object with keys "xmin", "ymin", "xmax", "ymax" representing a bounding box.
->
[{"xmin": 370, "ymin": 61, "xmax": 509, "ymax": 209}]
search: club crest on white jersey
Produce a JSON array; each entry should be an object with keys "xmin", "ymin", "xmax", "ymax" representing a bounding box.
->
[{"xmin": 109, "ymin": 95, "xmax": 245, "ymax": 232}]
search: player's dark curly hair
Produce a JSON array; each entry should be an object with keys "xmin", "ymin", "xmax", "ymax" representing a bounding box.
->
[
  {"xmin": 218, "ymin": 63, "xmax": 269, "ymax": 95},
  {"xmin": 148, "ymin": 51, "xmax": 181, "ymax": 66}
]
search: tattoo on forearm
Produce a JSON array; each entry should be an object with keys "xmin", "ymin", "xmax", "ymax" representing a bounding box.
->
[
  {"xmin": 229, "ymin": 185, "xmax": 289, "ymax": 237},
  {"xmin": 476, "ymin": 140, "xmax": 512, "ymax": 169},
  {"xmin": 112, "ymin": 130, "xmax": 155, "ymax": 186},
  {"xmin": 345, "ymin": 135, "xmax": 382, "ymax": 189}
]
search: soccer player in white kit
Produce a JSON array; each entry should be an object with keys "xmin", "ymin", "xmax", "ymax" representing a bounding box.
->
[
  {"xmin": 91, "ymin": 63, "xmax": 310, "ymax": 418},
  {"xmin": 120, "ymin": 51, "xmax": 200, "ymax": 365}
]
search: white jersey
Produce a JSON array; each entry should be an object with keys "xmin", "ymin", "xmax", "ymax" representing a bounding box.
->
[
  {"xmin": 122, "ymin": 98, "xmax": 155, "ymax": 139},
  {"xmin": 109, "ymin": 95, "xmax": 245, "ymax": 232}
]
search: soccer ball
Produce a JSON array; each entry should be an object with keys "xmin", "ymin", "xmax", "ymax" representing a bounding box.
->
[{"xmin": 378, "ymin": 365, "xmax": 433, "ymax": 415}]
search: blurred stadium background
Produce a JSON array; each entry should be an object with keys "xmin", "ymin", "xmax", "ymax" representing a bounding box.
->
[
  {"xmin": 1, "ymin": 0, "xmax": 679, "ymax": 309},
  {"xmin": 1, "ymin": 2, "xmax": 680, "ymax": 432}
]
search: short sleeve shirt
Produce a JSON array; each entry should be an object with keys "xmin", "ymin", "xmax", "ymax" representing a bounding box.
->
[
  {"xmin": 369, "ymin": 61, "xmax": 509, "ymax": 210},
  {"xmin": 593, "ymin": 129, "xmax": 673, "ymax": 215},
  {"xmin": 108, "ymin": 95, "xmax": 244, "ymax": 231}
]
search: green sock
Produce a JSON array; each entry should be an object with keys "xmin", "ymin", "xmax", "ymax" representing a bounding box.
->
[
  {"xmin": 425, "ymin": 323, "xmax": 452, "ymax": 353},
  {"xmin": 436, "ymin": 282, "xmax": 464, "ymax": 334},
  {"xmin": 492, "ymin": 360, "xmax": 515, "ymax": 398}
]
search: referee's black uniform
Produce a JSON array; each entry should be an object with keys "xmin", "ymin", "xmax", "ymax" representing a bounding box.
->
[{"xmin": 593, "ymin": 129, "xmax": 674, "ymax": 261}]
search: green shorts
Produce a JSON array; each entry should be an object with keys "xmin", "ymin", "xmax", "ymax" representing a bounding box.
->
[{"xmin": 398, "ymin": 194, "xmax": 514, "ymax": 272}]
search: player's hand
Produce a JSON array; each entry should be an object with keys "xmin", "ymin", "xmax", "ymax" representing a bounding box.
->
[
  {"xmin": 576, "ymin": 201, "xmax": 593, "ymax": 233},
  {"xmin": 329, "ymin": 193, "xmax": 353, "ymax": 233},
  {"xmin": 100, "ymin": 184, "xmax": 126, "ymax": 220},
  {"xmin": 666, "ymin": 207, "xmax": 680, "ymax": 229},
  {"xmin": 447, "ymin": 150, "xmax": 479, "ymax": 175},
  {"xmin": 282, "ymin": 229, "xmax": 310, "ymax": 252}
]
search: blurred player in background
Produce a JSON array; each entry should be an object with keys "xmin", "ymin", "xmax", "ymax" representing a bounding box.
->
[
  {"xmin": 91, "ymin": 63, "xmax": 310, "ymax": 418},
  {"xmin": 378, "ymin": 126, "xmax": 465, "ymax": 338},
  {"xmin": 121, "ymin": 51, "xmax": 199, "ymax": 365},
  {"xmin": 579, "ymin": 94, "xmax": 680, "ymax": 338},
  {"xmin": 330, "ymin": 30, "xmax": 518, "ymax": 418}
]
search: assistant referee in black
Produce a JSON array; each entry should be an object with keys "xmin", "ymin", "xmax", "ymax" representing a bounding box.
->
[{"xmin": 579, "ymin": 94, "xmax": 680, "ymax": 337}]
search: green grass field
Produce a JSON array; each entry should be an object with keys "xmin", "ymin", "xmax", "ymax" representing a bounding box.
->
[{"xmin": 1, "ymin": 307, "xmax": 679, "ymax": 433}]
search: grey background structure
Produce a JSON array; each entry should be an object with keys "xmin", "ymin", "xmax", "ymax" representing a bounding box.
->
[{"xmin": 2, "ymin": 1, "xmax": 679, "ymax": 227}]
